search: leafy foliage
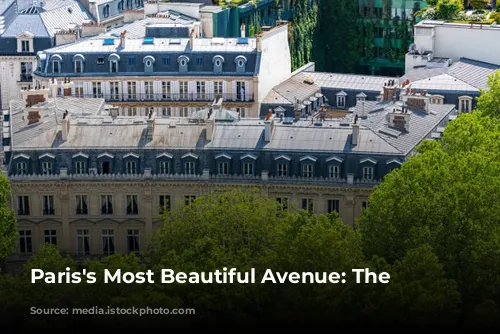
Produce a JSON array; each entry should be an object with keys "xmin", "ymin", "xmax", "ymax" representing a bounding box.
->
[{"xmin": 0, "ymin": 174, "xmax": 17, "ymax": 264}]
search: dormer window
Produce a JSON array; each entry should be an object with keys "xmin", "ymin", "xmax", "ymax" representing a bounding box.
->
[
  {"xmin": 98, "ymin": 152, "xmax": 114, "ymax": 174},
  {"xmin": 182, "ymin": 153, "xmax": 198, "ymax": 175},
  {"xmin": 300, "ymin": 156, "xmax": 317, "ymax": 178},
  {"xmin": 73, "ymin": 54, "xmax": 85, "ymax": 73},
  {"xmin": 336, "ymin": 91, "xmax": 347, "ymax": 108},
  {"xmin": 326, "ymin": 156, "xmax": 343, "ymax": 179},
  {"xmin": 430, "ymin": 95, "xmax": 444, "ymax": 104},
  {"xmin": 274, "ymin": 155, "xmax": 291, "ymax": 177},
  {"xmin": 235, "ymin": 55, "xmax": 247, "ymax": 73},
  {"xmin": 103, "ymin": 4, "xmax": 109, "ymax": 18},
  {"xmin": 39, "ymin": 153, "xmax": 55, "ymax": 175},
  {"xmin": 458, "ymin": 96, "xmax": 472, "ymax": 113},
  {"xmin": 118, "ymin": 0, "xmax": 124, "ymax": 12},
  {"xmin": 215, "ymin": 153, "xmax": 232, "ymax": 176},
  {"xmin": 22, "ymin": 40, "xmax": 30, "ymax": 52},
  {"xmin": 123, "ymin": 153, "xmax": 139, "ymax": 174},
  {"xmin": 143, "ymin": 55, "xmax": 155, "ymax": 73},
  {"xmin": 363, "ymin": 167, "xmax": 373, "ymax": 180},
  {"xmin": 356, "ymin": 92, "xmax": 367, "ymax": 102},
  {"xmin": 213, "ymin": 55, "xmax": 224, "ymax": 74},
  {"xmin": 16, "ymin": 162, "xmax": 28, "ymax": 175},
  {"xmin": 360, "ymin": 158, "xmax": 377, "ymax": 180},
  {"xmin": 109, "ymin": 53, "xmax": 120, "ymax": 73},
  {"xmin": 178, "ymin": 55, "xmax": 190, "ymax": 72}
]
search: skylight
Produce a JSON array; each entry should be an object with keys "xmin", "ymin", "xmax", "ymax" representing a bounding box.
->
[
  {"xmin": 143, "ymin": 37, "xmax": 154, "ymax": 44},
  {"xmin": 103, "ymin": 39, "xmax": 115, "ymax": 46},
  {"xmin": 237, "ymin": 37, "xmax": 249, "ymax": 44}
]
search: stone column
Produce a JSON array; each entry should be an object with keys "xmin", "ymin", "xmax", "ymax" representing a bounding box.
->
[{"xmin": 59, "ymin": 183, "xmax": 71, "ymax": 254}]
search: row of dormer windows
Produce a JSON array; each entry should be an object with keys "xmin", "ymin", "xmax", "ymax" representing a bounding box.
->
[
  {"xmin": 50, "ymin": 54, "xmax": 248, "ymax": 74},
  {"xmin": 13, "ymin": 154, "xmax": 402, "ymax": 180}
]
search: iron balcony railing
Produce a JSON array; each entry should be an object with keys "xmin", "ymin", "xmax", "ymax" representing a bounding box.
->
[{"xmin": 66, "ymin": 92, "xmax": 255, "ymax": 102}]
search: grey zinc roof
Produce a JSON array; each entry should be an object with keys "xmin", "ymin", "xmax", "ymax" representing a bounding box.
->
[
  {"xmin": 263, "ymin": 72, "xmax": 321, "ymax": 105},
  {"xmin": 345, "ymin": 103, "xmax": 455, "ymax": 155},
  {"xmin": 39, "ymin": 0, "xmax": 93, "ymax": 36},
  {"xmin": 2, "ymin": 14, "xmax": 50, "ymax": 37},
  {"xmin": 10, "ymin": 98, "xmax": 105, "ymax": 149},
  {"xmin": 0, "ymin": 0, "xmax": 15, "ymax": 15},
  {"xmin": 409, "ymin": 73, "xmax": 479, "ymax": 92},
  {"xmin": 46, "ymin": 36, "xmax": 257, "ymax": 53},
  {"xmin": 306, "ymin": 72, "xmax": 396, "ymax": 92},
  {"xmin": 399, "ymin": 67, "xmax": 449, "ymax": 83},
  {"xmin": 448, "ymin": 58, "xmax": 500, "ymax": 90}
]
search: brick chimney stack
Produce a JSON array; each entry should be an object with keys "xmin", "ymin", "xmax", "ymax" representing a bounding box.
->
[{"xmin": 382, "ymin": 79, "xmax": 397, "ymax": 101}]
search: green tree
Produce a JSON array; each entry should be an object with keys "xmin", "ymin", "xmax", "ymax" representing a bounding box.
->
[
  {"xmin": 0, "ymin": 174, "xmax": 18, "ymax": 264},
  {"xmin": 358, "ymin": 109, "xmax": 500, "ymax": 318},
  {"xmin": 476, "ymin": 70, "xmax": 500, "ymax": 118},
  {"xmin": 436, "ymin": 0, "xmax": 463, "ymax": 20}
]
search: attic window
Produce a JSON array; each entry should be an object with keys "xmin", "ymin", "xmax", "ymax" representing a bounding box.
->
[{"xmin": 303, "ymin": 77, "xmax": 314, "ymax": 85}]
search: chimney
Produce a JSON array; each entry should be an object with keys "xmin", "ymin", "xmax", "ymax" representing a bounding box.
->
[
  {"xmin": 189, "ymin": 29, "xmax": 195, "ymax": 50},
  {"xmin": 388, "ymin": 108, "xmax": 411, "ymax": 132},
  {"xmin": 206, "ymin": 118, "xmax": 214, "ymax": 141},
  {"xmin": 61, "ymin": 110, "xmax": 70, "ymax": 141},
  {"xmin": 256, "ymin": 31, "xmax": 263, "ymax": 52},
  {"xmin": 264, "ymin": 110, "xmax": 275, "ymax": 142},
  {"xmin": 352, "ymin": 114, "xmax": 360, "ymax": 146},
  {"xmin": 120, "ymin": 30, "xmax": 127, "ymax": 48},
  {"xmin": 63, "ymin": 78, "xmax": 73, "ymax": 96},
  {"xmin": 382, "ymin": 80, "xmax": 396, "ymax": 101},
  {"xmin": 147, "ymin": 110, "xmax": 156, "ymax": 141},
  {"xmin": 24, "ymin": 107, "xmax": 44, "ymax": 125},
  {"xmin": 240, "ymin": 23, "xmax": 246, "ymax": 38},
  {"xmin": 109, "ymin": 106, "xmax": 119, "ymax": 117},
  {"xmin": 22, "ymin": 89, "xmax": 49, "ymax": 107}
]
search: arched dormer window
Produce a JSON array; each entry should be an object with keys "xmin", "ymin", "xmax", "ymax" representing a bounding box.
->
[
  {"xmin": 178, "ymin": 55, "xmax": 190, "ymax": 72},
  {"xmin": 103, "ymin": 4, "xmax": 110, "ymax": 18},
  {"xmin": 73, "ymin": 54, "xmax": 85, "ymax": 73},
  {"xmin": 458, "ymin": 95, "xmax": 473, "ymax": 113},
  {"xmin": 235, "ymin": 55, "xmax": 247, "ymax": 73},
  {"xmin": 109, "ymin": 53, "xmax": 120, "ymax": 73},
  {"xmin": 213, "ymin": 55, "xmax": 224, "ymax": 73},
  {"xmin": 51, "ymin": 54, "xmax": 62, "ymax": 74},
  {"xmin": 143, "ymin": 55, "xmax": 155, "ymax": 73}
]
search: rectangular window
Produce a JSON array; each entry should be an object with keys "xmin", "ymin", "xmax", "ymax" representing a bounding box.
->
[
  {"xmin": 362, "ymin": 201, "xmax": 368, "ymax": 210},
  {"xmin": 196, "ymin": 56, "xmax": 203, "ymax": 65},
  {"xmin": 110, "ymin": 60, "xmax": 118, "ymax": 73},
  {"xmin": 44, "ymin": 230, "xmax": 57, "ymax": 245},
  {"xmin": 42, "ymin": 195, "xmax": 55, "ymax": 215},
  {"xmin": 329, "ymin": 165, "xmax": 340, "ymax": 179},
  {"xmin": 161, "ymin": 107, "xmax": 171, "ymax": 117},
  {"xmin": 101, "ymin": 195, "xmax": 113, "ymax": 214},
  {"xmin": 97, "ymin": 57, "xmax": 105, "ymax": 64},
  {"xmin": 159, "ymin": 161, "xmax": 169, "ymax": 174},
  {"xmin": 302, "ymin": 198, "xmax": 314, "ymax": 214},
  {"xmin": 53, "ymin": 61, "xmax": 60, "ymax": 73},
  {"xmin": 127, "ymin": 229, "xmax": 140, "ymax": 254},
  {"xmin": 19, "ymin": 230, "xmax": 32, "ymax": 254},
  {"xmin": 92, "ymin": 82, "xmax": 102, "ymax": 98},
  {"xmin": 196, "ymin": 81, "xmax": 206, "ymax": 100},
  {"xmin": 236, "ymin": 81, "xmax": 246, "ymax": 101},
  {"xmin": 163, "ymin": 57, "xmax": 170, "ymax": 65},
  {"xmin": 276, "ymin": 197, "xmax": 289, "ymax": 211},
  {"xmin": 126, "ymin": 161, "xmax": 137, "ymax": 174},
  {"xmin": 184, "ymin": 195, "xmax": 196, "ymax": 206},
  {"xmin": 20, "ymin": 62, "xmax": 32, "ymax": 81},
  {"xmin": 214, "ymin": 81, "xmax": 223, "ymax": 98},
  {"xmin": 277, "ymin": 163, "xmax": 287, "ymax": 177},
  {"xmin": 110, "ymin": 81, "xmax": 120, "ymax": 100},
  {"xmin": 327, "ymin": 199, "xmax": 340, "ymax": 214},
  {"xmin": 127, "ymin": 82, "xmax": 137, "ymax": 100},
  {"xmin": 236, "ymin": 108, "xmax": 247, "ymax": 118},
  {"xmin": 17, "ymin": 196, "xmax": 30, "ymax": 215},
  {"xmin": 128, "ymin": 57, "xmax": 135, "ymax": 65},
  {"xmin": 218, "ymin": 161, "xmax": 229, "ymax": 175},
  {"xmin": 363, "ymin": 167, "xmax": 374, "ymax": 180},
  {"xmin": 21, "ymin": 40, "xmax": 30, "ymax": 52},
  {"xmin": 126, "ymin": 195, "xmax": 138, "ymax": 215},
  {"xmin": 337, "ymin": 96, "xmax": 346, "ymax": 108},
  {"xmin": 41, "ymin": 161, "xmax": 53, "ymax": 175},
  {"xmin": 75, "ymin": 161, "xmax": 85, "ymax": 174},
  {"xmin": 76, "ymin": 195, "xmax": 88, "ymax": 215},
  {"xmin": 185, "ymin": 161, "xmax": 195, "ymax": 175},
  {"xmin": 144, "ymin": 81, "xmax": 153, "ymax": 100},
  {"xmin": 159, "ymin": 195, "xmax": 171, "ymax": 213},
  {"xmin": 77, "ymin": 229, "xmax": 90, "ymax": 255},
  {"xmin": 180, "ymin": 107, "xmax": 189, "ymax": 117},
  {"xmin": 162, "ymin": 81, "xmax": 171, "ymax": 99},
  {"xmin": 127, "ymin": 107, "xmax": 137, "ymax": 116},
  {"xmin": 16, "ymin": 162, "xmax": 27, "ymax": 175},
  {"xmin": 302, "ymin": 164, "xmax": 313, "ymax": 178},
  {"xmin": 102, "ymin": 229, "xmax": 115, "ymax": 256},
  {"xmin": 75, "ymin": 60, "xmax": 82, "ymax": 73},
  {"xmin": 179, "ymin": 81, "xmax": 188, "ymax": 100},
  {"xmin": 74, "ymin": 82, "xmax": 84, "ymax": 97},
  {"xmin": 243, "ymin": 162, "xmax": 254, "ymax": 176}
]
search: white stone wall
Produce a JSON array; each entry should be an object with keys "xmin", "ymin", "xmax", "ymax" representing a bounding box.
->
[{"xmin": 0, "ymin": 57, "xmax": 35, "ymax": 110}]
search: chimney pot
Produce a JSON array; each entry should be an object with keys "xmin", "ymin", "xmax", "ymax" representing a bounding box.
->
[{"xmin": 352, "ymin": 123, "xmax": 360, "ymax": 146}]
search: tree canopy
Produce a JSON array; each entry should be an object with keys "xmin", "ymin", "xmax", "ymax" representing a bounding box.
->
[{"xmin": 0, "ymin": 174, "xmax": 18, "ymax": 265}]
